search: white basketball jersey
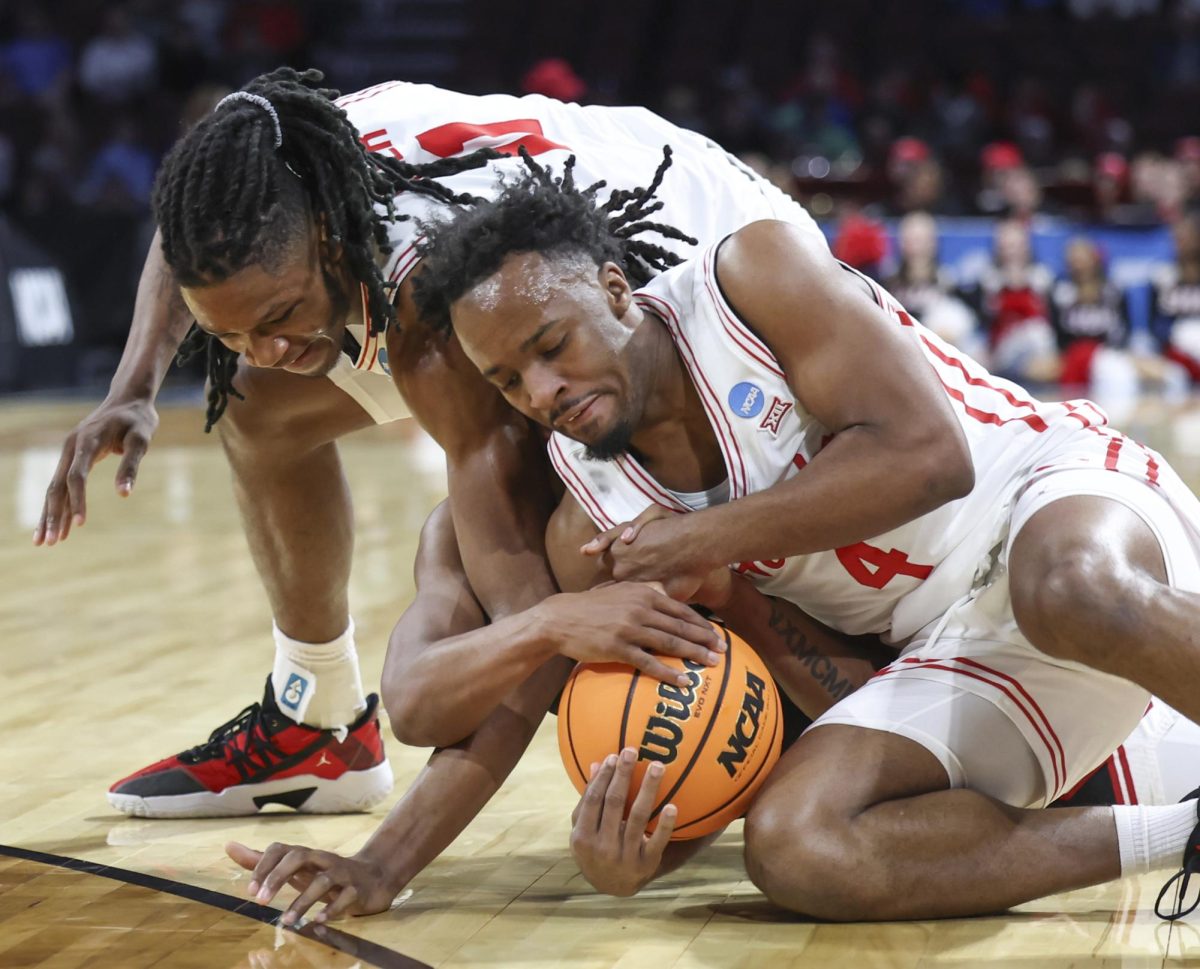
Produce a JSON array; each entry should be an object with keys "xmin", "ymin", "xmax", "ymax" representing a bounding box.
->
[
  {"xmin": 333, "ymin": 81, "xmax": 823, "ymax": 376},
  {"xmin": 550, "ymin": 243, "xmax": 1133, "ymax": 642}
]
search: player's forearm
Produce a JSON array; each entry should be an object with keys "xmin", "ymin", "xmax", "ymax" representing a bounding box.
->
[
  {"xmin": 359, "ymin": 658, "xmax": 570, "ymax": 894},
  {"xmin": 109, "ymin": 230, "xmax": 194, "ymax": 400},
  {"xmin": 384, "ymin": 608, "xmax": 559, "ymax": 748},
  {"xmin": 688, "ymin": 425, "xmax": 973, "ymax": 568},
  {"xmin": 713, "ymin": 577, "xmax": 886, "ymax": 718},
  {"xmin": 447, "ymin": 439, "xmax": 560, "ymax": 620}
]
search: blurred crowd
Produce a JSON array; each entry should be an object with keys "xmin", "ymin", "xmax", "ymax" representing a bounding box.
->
[
  {"xmin": 0, "ymin": 2, "xmax": 314, "ymax": 219},
  {"xmin": 823, "ymin": 210, "xmax": 1200, "ymax": 402},
  {"xmin": 4, "ymin": 0, "xmax": 1200, "ymax": 396}
]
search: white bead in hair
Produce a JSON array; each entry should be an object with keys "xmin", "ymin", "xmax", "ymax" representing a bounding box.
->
[{"xmin": 215, "ymin": 91, "xmax": 283, "ymax": 149}]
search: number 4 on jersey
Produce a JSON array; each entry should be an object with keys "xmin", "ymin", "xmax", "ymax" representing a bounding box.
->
[{"xmin": 836, "ymin": 542, "xmax": 934, "ymax": 590}]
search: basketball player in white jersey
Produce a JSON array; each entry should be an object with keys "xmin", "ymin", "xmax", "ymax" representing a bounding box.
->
[
  {"xmin": 224, "ymin": 493, "xmax": 1193, "ymax": 927},
  {"xmin": 32, "ymin": 68, "xmax": 825, "ymax": 819},
  {"xmin": 408, "ymin": 157, "xmax": 1200, "ymax": 920}
]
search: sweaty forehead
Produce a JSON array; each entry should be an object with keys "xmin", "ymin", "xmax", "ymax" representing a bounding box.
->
[{"xmin": 459, "ymin": 251, "xmax": 596, "ymax": 317}]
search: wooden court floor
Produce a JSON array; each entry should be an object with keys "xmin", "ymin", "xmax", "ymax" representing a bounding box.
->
[{"xmin": 5, "ymin": 396, "xmax": 1200, "ymax": 968}]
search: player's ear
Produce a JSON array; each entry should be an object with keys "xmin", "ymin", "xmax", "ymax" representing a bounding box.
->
[
  {"xmin": 316, "ymin": 215, "xmax": 345, "ymax": 267},
  {"xmin": 599, "ymin": 261, "xmax": 633, "ymax": 316}
]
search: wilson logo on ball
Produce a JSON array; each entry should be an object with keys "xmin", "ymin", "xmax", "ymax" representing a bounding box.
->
[
  {"xmin": 558, "ymin": 625, "xmax": 783, "ymax": 840},
  {"xmin": 639, "ymin": 658, "xmax": 707, "ymax": 765}
]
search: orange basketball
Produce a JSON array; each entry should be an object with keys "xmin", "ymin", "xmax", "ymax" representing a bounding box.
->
[{"xmin": 557, "ymin": 623, "xmax": 783, "ymax": 840}]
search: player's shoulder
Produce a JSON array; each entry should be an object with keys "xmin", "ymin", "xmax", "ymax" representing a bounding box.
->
[{"xmin": 716, "ymin": 220, "xmax": 834, "ymax": 295}]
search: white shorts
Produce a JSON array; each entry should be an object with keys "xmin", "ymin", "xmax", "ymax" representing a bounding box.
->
[
  {"xmin": 811, "ymin": 454, "xmax": 1200, "ymax": 809},
  {"xmin": 325, "ymin": 353, "xmax": 410, "ymax": 424}
]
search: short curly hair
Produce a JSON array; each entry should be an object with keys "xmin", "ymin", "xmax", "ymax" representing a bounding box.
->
[{"xmin": 412, "ymin": 147, "xmax": 697, "ymax": 336}]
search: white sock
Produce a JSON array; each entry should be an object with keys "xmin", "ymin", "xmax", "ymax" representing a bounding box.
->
[
  {"xmin": 1112, "ymin": 801, "xmax": 1199, "ymax": 876},
  {"xmin": 272, "ymin": 619, "xmax": 367, "ymax": 730}
]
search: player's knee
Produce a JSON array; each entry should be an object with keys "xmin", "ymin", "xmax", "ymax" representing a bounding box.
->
[
  {"xmin": 1012, "ymin": 546, "xmax": 1146, "ymax": 662},
  {"xmin": 213, "ymin": 366, "xmax": 315, "ymax": 455},
  {"xmin": 744, "ymin": 797, "xmax": 894, "ymax": 921}
]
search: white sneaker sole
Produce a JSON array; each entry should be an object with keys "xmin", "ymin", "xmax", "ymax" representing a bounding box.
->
[{"xmin": 106, "ymin": 761, "xmax": 395, "ymax": 819}]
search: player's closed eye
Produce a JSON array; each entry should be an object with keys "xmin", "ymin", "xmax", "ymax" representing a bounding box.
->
[{"xmin": 542, "ymin": 337, "xmax": 567, "ymax": 359}]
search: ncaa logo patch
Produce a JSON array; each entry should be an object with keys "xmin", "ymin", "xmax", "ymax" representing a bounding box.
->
[
  {"xmin": 281, "ymin": 672, "xmax": 309, "ymax": 713},
  {"xmin": 727, "ymin": 381, "xmax": 765, "ymax": 419}
]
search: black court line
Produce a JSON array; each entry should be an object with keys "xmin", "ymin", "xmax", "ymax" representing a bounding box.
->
[{"xmin": 0, "ymin": 843, "xmax": 431, "ymax": 969}]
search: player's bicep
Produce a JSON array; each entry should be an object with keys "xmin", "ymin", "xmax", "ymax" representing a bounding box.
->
[
  {"xmin": 714, "ymin": 221, "xmax": 955, "ymax": 438},
  {"xmin": 394, "ymin": 324, "xmax": 559, "ymax": 615},
  {"xmin": 546, "ymin": 493, "xmax": 608, "ymax": 593},
  {"xmin": 386, "ymin": 501, "xmax": 487, "ymax": 667}
]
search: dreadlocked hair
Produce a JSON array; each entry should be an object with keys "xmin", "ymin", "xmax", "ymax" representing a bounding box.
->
[
  {"xmin": 155, "ymin": 66, "xmax": 500, "ymax": 431},
  {"xmin": 412, "ymin": 145, "xmax": 697, "ymax": 337}
]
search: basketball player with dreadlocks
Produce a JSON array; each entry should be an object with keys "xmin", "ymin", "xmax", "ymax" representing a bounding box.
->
[
  {"xmin": 388, "ymin": 153, "xmax": 1200, "ymax": 922},
  {"xmin": 226, "ymin": 152, "xmax": 1200, "ymax": 927},
  {"xmin": 33, "ymin": 69, "xmax": 830, "ymax": 821}
]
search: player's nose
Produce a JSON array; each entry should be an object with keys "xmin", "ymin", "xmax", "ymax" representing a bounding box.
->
[
  {"xmin": 245, "ymin": 334, "xmax": 290, "ymax": 368},
  {"xmin": 525, "ymin": 363, "xmax": 567, "ymax": 416}
]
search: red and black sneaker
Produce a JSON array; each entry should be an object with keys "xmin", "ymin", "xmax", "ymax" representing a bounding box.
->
[{"xmin": 106, "ymin": 678, "xmax": 394, "ymax": 818}]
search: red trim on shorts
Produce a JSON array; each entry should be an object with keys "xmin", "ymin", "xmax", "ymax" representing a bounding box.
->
[
  {"xmin": 1105, "ymin": 437, "xmax": 1124, "ymax": 471},
  {"xmin": 1116, "ymin": 744, "xmax": 1138, "ymax": 805},
  {"xmin": 883, "ymin": 656, "xmax": 1067, "ymax": 798},
  {"xmin": 1106, "ymin": 755, "xmax": 1129, "ymax": 804},
  {"xmin": 1058, "ymin": 762, "xmax": 1105, "ymax": 802},
  {"xmin": 548, "ymin": 436, "xmax": 616, "ymax": 530},
  {"xmin": 1133, "ymin": 441, "xmax": 1161, "ymax": 485}
]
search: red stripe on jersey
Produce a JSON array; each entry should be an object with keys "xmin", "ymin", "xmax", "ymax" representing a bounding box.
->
[
  {"xmin": 615, "ymin": 455, "xmax": 689, "ymax": 513},
  {"xmin": 636, "ymin": 293, "xmax": 749, "ymax": 498},
  {"xmin": 335, "ymin": 81, "xmax": 404, "ymax": 108},
  {"xmin": 701, "ymin": 250, "xmax": 786, "ymax": 379},
  {"xmin": 1105, "ymin": 437, "xmax": 1124, "ymax": 471},
  {"xmin": 548, "ymin": 437, "xmax": 615, "ymax": 530},
  {"xmin": 919, "ymin": 334, "xmax": 1046, "ymax": 417},
  {"xmin": 1116, "ymin": 744, "xmax": 1138, "ymax": 805},
  {"xmin": 354, "ymin": 243, "xmax": 422, "ymax": 370},
  {"xmin": 940, "ymin": 383, "xmax": 1050, "ymax": 432},
  {"xmin": 390, "ymin": 245, "xmax": 423, "ymax": 287},
  {"xmin": 890, "ymin": 657, "xmax": 1065, "ymax": 796}
]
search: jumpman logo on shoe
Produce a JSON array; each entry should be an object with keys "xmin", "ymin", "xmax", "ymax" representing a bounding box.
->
[{"xmin": 106, "ymin": 677, "xmax": 393, "ymax": 818}]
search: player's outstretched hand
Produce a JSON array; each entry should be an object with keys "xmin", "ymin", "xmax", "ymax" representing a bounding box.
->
[
  {"xmin": 226, "ymin": 841, "xmax": 397, "ymax": 925},
  {"xmin": 535, "ymin": 583, "xmax": 724, "ymax": 687},
  {"xmin": 34, "ymin": 397, "xmax": 159, "ymax": 546},
  {"xmin": 570, "ymin": 747, "xmax": 676, "ymax": 897}
]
